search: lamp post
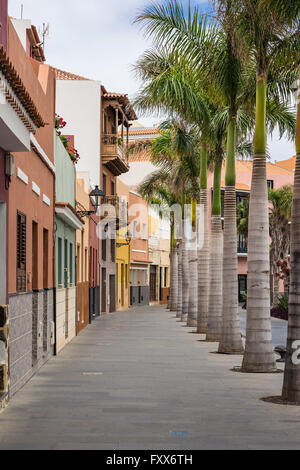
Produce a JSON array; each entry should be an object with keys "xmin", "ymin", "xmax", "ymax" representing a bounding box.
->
[{"xmin": 77, "ymin": 185, "xmax": 105, "ymax": 218}]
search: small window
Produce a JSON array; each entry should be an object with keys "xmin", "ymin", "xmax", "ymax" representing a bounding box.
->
[
  {"xmin": 267, "ymin": 180, "xmax": 274, "ymax": 189},
  {"xmin": 102, "ymin": 239, "xmax": 106, "ymax": 261},
  {"xmin": 164, "ymin": 267, "xmax": 168, "ymax": 288}
]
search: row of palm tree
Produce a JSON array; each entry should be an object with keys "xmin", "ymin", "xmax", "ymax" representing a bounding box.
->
[{"xmin": 133, "ymin": 0, "xmax": 300, "ymax": 402}]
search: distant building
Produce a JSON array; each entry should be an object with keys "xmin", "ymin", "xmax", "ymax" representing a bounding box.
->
[{"xmin": 129, "ymin": 191, "xmax": 151, "ymax": 307}]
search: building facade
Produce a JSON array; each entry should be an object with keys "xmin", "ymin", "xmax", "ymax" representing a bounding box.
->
[
  {"xmin": 7, "ymin": 17, "xmax": 56, "ymax": 397},
  {"xmin": 116, "ymin": 179, "xmax": 131, "ymax": 311},
  {"xmin": 129, "ymin": 191, "xmax": 151, "ymax": 307},
  {"xmin": 54, "ymin": 134, "xmax": 82, "ymax": 353},
  {"xmin": 100, "ymin": 86, "xmax": 137, "ymax": 314},
  {"xmin": 76, "ymin": 177, "xmax": 90, "ymax": 334}
]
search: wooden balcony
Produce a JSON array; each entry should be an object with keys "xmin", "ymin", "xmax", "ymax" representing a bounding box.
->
[
  {"xmin": 101, "ymin": 134, "xmax": 130, "ymax": 176},
  {"xmin": 101, "ymin": 195, "xmax": 128, "ymax": 230}
]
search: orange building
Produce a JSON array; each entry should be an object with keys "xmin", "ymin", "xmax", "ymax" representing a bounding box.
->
[{"xmin": 6, "ymin": 18, "xmax": 56, "ymax": 397}]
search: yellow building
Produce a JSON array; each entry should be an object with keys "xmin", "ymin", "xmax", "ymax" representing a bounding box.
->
[{"xmin": 116, "ymin": 179, "xmax": 131, "ymax": 310}]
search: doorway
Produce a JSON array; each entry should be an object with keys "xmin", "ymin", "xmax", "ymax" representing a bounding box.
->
[
  {"xmin": 101, "ymin": 268, "xmax": 106, "ymax": 313},
  {"xmin": 109, "ymin": 275, "xmax": 116, "ymax": 313}
]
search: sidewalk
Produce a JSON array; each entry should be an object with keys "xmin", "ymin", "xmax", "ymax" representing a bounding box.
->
[{"xmin": 0, "ymin": 305, "xmax": 299, "ymax": 450}]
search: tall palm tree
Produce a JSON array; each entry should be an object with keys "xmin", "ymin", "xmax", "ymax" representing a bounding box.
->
[
  {"xmin": 138, "ymin": 121, "xmax": 202, "ymax": 324},
  {"xmin": 268, "ymin": 185, "xmax": 292, "ymax": 305},
  {"xmin": 226, "ymin": 0, "xmax": 299, "ymax": 372},
  {"xmin": 206, "ymin": 157, "xmax": 223, "ymax": 341},
  {"xmin": 134, "ymin": 0, "xmax": 296, "ymax": 350}
]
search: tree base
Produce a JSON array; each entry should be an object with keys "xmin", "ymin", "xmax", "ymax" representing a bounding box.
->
[
  {"xmin": 231, "ymin": 366, "xmax": 283, "ymax": 374},
  {"xmin": 217, "ymin": 349, "xmax": 244, "ymax": 355},
  {"xmin": 261, "ymin": 396, "xmax": 300, "ymax": 406}
]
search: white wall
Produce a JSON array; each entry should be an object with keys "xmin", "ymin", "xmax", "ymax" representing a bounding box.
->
[
  {"xmin": 56, "ymin": 80, "xmax": 101, "ymax": 187},
  {"xmin": 10, "ymin": 19, "xmax": 32, "ymax": 50},
  {"xmin": 119, "ymin": 161, "xmax": 157, "ymax": 187}
]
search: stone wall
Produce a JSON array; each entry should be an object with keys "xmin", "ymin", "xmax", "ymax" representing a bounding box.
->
[
  {"xmin": 9, "ymin": 289, "xmax": 54, "ymax": 398},
  {"xmin": 56, "ymin": 286, "xmax": 76, "ymax": 354}
]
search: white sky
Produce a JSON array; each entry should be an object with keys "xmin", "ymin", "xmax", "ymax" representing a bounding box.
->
[{"xmin": 8, "ymin": 0, "xmax": 296, "ymax": 162}]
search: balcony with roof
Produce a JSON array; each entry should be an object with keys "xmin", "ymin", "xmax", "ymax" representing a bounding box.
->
[{"xmin": 101, "ymin": 91, "xmax": 137, "ymax": 177}]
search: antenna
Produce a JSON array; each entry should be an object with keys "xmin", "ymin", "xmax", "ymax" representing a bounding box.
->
[
  {"xmin": 21, "ymin": 4, "xmax": 23, "ymax": 19},
  {"xmin": 38, "ymin": 23, "xmax": 50, "ymax": 52}
]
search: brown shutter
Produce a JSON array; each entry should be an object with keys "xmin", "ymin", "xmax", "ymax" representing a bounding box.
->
[{"xmin": 17, "ymin": 211, "xmax": 26, "ymax": 293}]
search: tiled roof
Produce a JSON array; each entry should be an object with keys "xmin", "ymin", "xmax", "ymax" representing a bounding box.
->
[
  {"xmin": 235, "ymin": 159, "xmax": 294, "ymax": 176},
  {"xmin": 52, "ymin": 67, "xmax": 90, "ymax": 81},
  {"xmin": 0, "ymin": 46, "xmax": 45, "ymax": 127},
  {"xmin": 103, "ymin": 91, "xmax": 138, "ymax": 121},
  {"xmin": 128, "ymin": 127, "xmax": 160, "ymax": 136},
  {"xmin": 221, "ymin": 180, "xmax": 250, "ymax": 191}
]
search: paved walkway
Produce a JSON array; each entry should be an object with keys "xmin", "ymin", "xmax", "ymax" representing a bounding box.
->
[{"xmin": 0, "ymin": 305, "xmax": 299, "ymax": 450}]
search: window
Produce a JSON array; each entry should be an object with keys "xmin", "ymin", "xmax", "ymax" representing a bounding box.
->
[
  {"xmin": 43, "ymin": 229, "xmax": 49, "ymax": 289},
  {"xmin": 111, "ymin": 238, "xmax": 116, "ymax": 262},
  {"xmin": 85, "ymin": 248, "xmax": 88, "ymax": 281},
  {"xmin": 17, "ymin": 211, "xmax": 26, "ymax": 293},
  {"xmin": 64, "ymin": 239, "xmax": 68, "ymax": 288},
  {"xmin": 125, "ymin": 264, "xmax": 128, "ymax": 286},
  {"xmin": 58, "ymin": 238, "xmax": 62, "ymax": 286},
  {"xmin": 102, "ymin": 238, "xmax": 106, "ymax": 261},
  {"xmin": 111, "ymin": 180, "xmax": 115, "ymax": 195},
  {"xmin": 267, "ymin": 180, "xmax": 274, "ymax": 189},
  {"xmin": 69, "ymin": 243, "xmax": 73, "ymax": 285},
  {"xmin": 32, "ymin": 221, "xmax": 38, "ymax": 290},
  {"xmin": 164, "ymin": 267, "xmax": 168, "ymax": 288},
  {"xmin": 103, "ymin": 112, "xmax": 107, "ymax": 135},
  {"xmin": 133, "ymin": 220, "xmax": 138, "ymax": 239},
  {"xmin": 142, "ymin": 223, "xmax": 147, "ymax": 240},
  {"xmin": 103, "ymin": 173, "xmax": 107, "ymax": 195}
]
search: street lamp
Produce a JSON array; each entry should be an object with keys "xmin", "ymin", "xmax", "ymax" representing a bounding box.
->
[{"xmin": 77, "ymin": 185, "xmax": 105, "ymax": 218}]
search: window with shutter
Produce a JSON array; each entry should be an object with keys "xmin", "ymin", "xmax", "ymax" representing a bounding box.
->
[{"xmin": 17, "ymin": 211, "xmax": 26, "ymax": 293}]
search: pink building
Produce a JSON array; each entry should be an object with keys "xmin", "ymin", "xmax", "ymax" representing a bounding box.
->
[{"xmin": 206, "ymin": 159, "xmax": 294, "ymax": 301}]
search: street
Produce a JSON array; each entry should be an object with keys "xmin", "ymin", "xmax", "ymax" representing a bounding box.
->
[{"xmin": 0, "ymin": 305, "xmax": 298, "ymax": 450}]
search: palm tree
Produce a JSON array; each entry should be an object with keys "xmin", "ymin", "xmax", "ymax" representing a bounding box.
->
[
  {"xmin": 224, "ymin": 0, "xmax": 299, "ymax": 372},
  {"xmin": 268, "ymin": 185, "xmax": 292, "ymax": 305},
  {"xmin": 138, "ymin": 121, "xmax": 202, "ymax": 324},
  {"xmin": 134, "ymin": 0, "xmax": 297, "ymax": 351},
  {"xmin": 206, "ymin": 157, "xmax": 223, "ymax": 341}
]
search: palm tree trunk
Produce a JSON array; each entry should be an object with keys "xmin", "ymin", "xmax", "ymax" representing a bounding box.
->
[
  {"xmin": 241, "ymin": 75, "xmax": 276, "ymax": 372},
  {"xmin": 197, "ymin": 148, "xmax": 209, "ymax": 334},
  {"xmin": 181, "ymin": 219, "xmax": 189, "ymax": 322},
  {"xmin": 187, "ymin": 198, "xmax": 198, "ymax": 327},
  {"xmin": 170, "ymin": 220, "xmax": 178, "ymax": 312},
  {"xmin": 282, "ymin": 66, "xmax": 300, "ymax": 401},
  {"xmin": 219, "ymin": 119, "xmax": 244, "ymax": 354},
  {"xmin": 177, "ymin": 239, "xmax": 183, "ymax": 318},
  {"xmin": 207, "ymin": 162, "xmax": 223, "ymax": 341}
]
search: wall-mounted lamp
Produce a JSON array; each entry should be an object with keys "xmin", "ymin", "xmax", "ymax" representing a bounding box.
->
[{"xmin": 77, "ymin": 185, "xmax": 105, "ymax": 218}]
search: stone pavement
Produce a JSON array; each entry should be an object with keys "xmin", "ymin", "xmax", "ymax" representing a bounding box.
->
[{"xmin": 0, "ymin": 305, "xmax": 299, "ymax": 450}]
